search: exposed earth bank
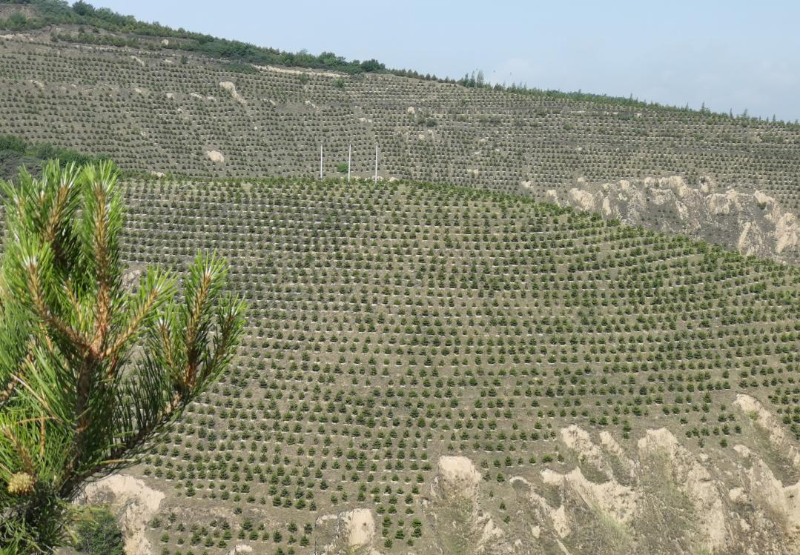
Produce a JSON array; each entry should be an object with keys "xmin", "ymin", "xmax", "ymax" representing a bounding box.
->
[
  {"xmin": 541, "ymin": 176, "xmax": 799, "ymax": 265},
  {"xmin": 83, "ymin": 393, "xmax": 800, "ymax": 555}
]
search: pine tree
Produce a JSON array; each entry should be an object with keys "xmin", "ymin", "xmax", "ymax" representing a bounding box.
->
[{"xmin": 0, "ymin": 161, "xmax": 246, "ymax": 553}]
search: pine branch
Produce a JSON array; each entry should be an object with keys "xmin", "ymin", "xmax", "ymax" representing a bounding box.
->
[
  {"xmin": 0, "ymin": 427, "xmax": 34, "ymax": 476},
  {"xmin": 24, "ymin": 259, "xmax": 92, "ymax": 357},
  {"xmin": 62, "ymin": 280, "xmax": 86, "ymax": 332},
  {"xmin": 183, "ymin": 266, "xmax": 213, "ymax": 390},
  {"xmin": 8, "ymin": 373, "xmax": 59, "ymax": 424},
  {"xmin": 89, "ymin": 183, "xmax": 111, "ymax": 353},
  {"xmin": 201, "ymin": 295, "xmax": 246, "ymax": 388},
  {"xmin": 103, "ymin": 268, "xmax": 173, "ymax": 362},
  {"xmin": 41, "ymin": 166, "xmax": 79, "ymax": 246}
]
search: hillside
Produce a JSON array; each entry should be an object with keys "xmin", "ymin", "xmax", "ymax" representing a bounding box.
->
[
  {"xmin": 40, "ymin": 176, "xmax": 794, "ymax": 555},
  {"xmin": 0, "ymin": 3, "xmax": 799, "ymax": 555},
  {"xmin": 0, "ymin": 14, "xmax": 799, "ymax": 262}
]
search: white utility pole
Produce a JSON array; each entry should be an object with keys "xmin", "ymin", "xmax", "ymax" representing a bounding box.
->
[
  {"xmin": 374, "ymin": 143, "xmax": 379, "ymax": 183},
  {"xmin": 319, "ymin": 144, "xmax": 323, "ymax": 179},
  {"xmin": 348, "ymin": 144, "xmax": 352, "ymax": 182}
]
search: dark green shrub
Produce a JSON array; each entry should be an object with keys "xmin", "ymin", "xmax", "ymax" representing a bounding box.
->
[
  {"xmin": 74, "ymin": 508, "xmax": 124, "ymax": 555},
  {"xmin": 0, "ymin": 135, "xmax": 26, "ymax": 153}
]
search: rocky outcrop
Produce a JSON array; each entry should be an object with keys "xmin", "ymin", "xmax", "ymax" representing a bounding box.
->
[
  {"xmin": 219, "ymin": 81, "xmax": 247, "ymax": 105},
  {"xmin": 545, "ymin": 177, "xmax": 799, "ymax": 264},
  {"xmin": 226, "ymin": 546, "xmax": 253, "ymax": 555},
  {"xmin": 206, "ymin": 150, "xmax": 225, "ymax": 163},
  {"xmin": 417, "ymin": 398, "xmax": 800, "ymax": 554},
  {"xmin": 425, "ymin": 456, "xmax": 514, "ymax": 555},
  {"xmin": 734, "ymin": 394, "xmax": 800, "ymax": 467},
  {"xmin": 436, "ymin": 455, "xmax": 483, "ymax": 500},
  {"xmin": 315, "ymin": 508, "xmax": 383, "ymax": 555},
  {"xmin": 77, "ymin": 475, "xmax": 164, "ymax": 555},
  {"xmin": 637, "ymin": 428, "xmax": 731, "ymax": 553}
]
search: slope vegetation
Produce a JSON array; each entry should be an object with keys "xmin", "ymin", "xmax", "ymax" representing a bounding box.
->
[{"xmin": 49, "ymin": 176, "xmax": 797, "ymax": 554}]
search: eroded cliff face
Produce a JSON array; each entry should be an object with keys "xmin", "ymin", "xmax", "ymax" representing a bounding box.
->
[
  {"xmin": 76, "ymin": 475, "xmax": 164, "ymax": 555},
  {"xmin": 541, "ymin": 177, "xmax": 799, "ymax": 264},
  {"xmin": 410, "ymin": 393, "xmax": 800, "ymax": 555},
  {"xmin": 423, "ymin": 456, "xmax": 514, "ymax": 555},
  {"xmin": 315, "ymin": 508, "xmax": 384, "ymax": 555}
]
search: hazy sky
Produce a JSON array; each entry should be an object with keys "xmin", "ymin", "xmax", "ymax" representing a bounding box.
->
[{"xmin": 87, "ymin": 0, "xmax": 800, "ymax": 122}]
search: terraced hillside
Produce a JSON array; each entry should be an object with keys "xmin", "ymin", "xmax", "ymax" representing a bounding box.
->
[
  {"xmin": 54, "ymin": 176, "xmax": 796, "ymax": 555},
  {"xmin": 1, "ymin": 4, "xmax": 800, "ymax": 554},
  {"xmin": 2, "ymin": 33, "xmax": 799, "ymax": 203},
  {"xmin": 1, "ymin": 31, "xmax": 800, "ymax": 264}
]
